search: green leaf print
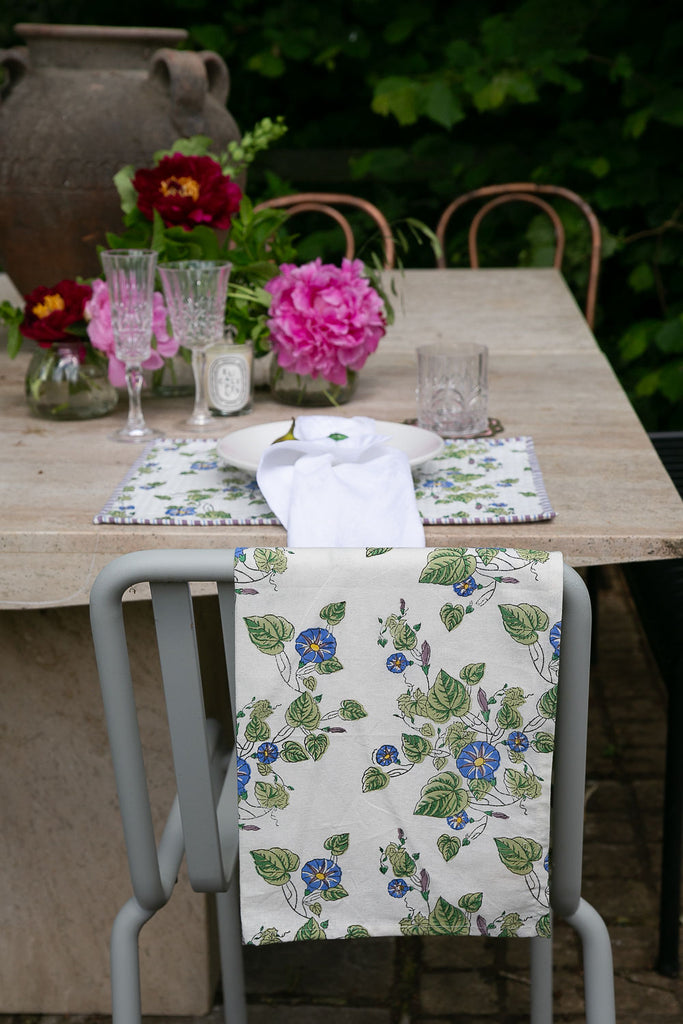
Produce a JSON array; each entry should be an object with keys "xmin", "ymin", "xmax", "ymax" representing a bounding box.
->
[
  {"xmin": 414, "ymin": 771, "xmax": 470, "ymax": 818},
  {"xmin": 536, "ymin": 913, "xmax": 552, "ymax": 938},
  {"xmin": 494, "ymin": 836, "xmax": 543, "ymax": 876},
  {"xmin": 316, "ymin": 654, "xmax": 344, "ymax": 674},
  {"xmin": 437, "ymin": 834, "xmax": 461, "ymax": 862},
  {"xmin": 532, "ymin": 731, "xmax": 555, "ymax": 753},
  {"xmin": 345, "ymin": 925, "xmax": 371, "ymax": 938},
  {"xmin": 504, "ymin": 768, "xmax": 542, "ymax": 800},
  {"xmin": 498, "ymin": 604, "xmax": 549, "ymax": 645},
  {"xmin": 339, "ymin": 699, "xmax": 368, "ymax": 720},
  {"xmin": 499, "ymin": 912, "xmax": 525, "ymax": 937},
  {"xmin": 320, "ymin": 601, "xmax": 346, "ymax": 625},
  {"xmin": 285, "ymin": 691, "xmax": 321, "ymax": 730},
  {"xmin": 419, "ymin": 548, "xmax": 477, "ymax": 586},
  {"xmin": 294, "ymin": 917, "xmax": 326, "ymax": 941},
  {"xmin": 514, "ymin": 549, "xmax": 550, "ymax": 563},
  {"xmin": 244, "ymin": 717, "xmax": 271, "ymax": 742},
  {"xmin": 397, "ymin": 689, "xmax": 430, "ymax": 722},
  {"xmin": 458, "ymin": 892, "xmax": 483, "ymax": 913},
  {"xmin": 429, "ymin": 896, "xmax": 470, "ymax": 935},
  {"xmin": 402, "ymin": 732, "xmax": 432, "ymax": 764},
  {"xmin": 257, "ymin": 927, "xmax": 282, "ymax": 944},
  {"xmin": 496, "ymin": 703, "xmax": 523, "ymax": 730},
  {"xmin": 384, "ymin": 841, "xmax": 417, "ymax": 877},
  {"xmin": 445, "ymin": 721, "xmax": 477, "ymax": 758},
  {"xmin": 321, "ymin": 884, "xmax": 349, "ymax": 901},
  {"xmin": 440, "ymin": 603, "xmax": 465, "ymax": 632},
  {"xmin": 538, "ymin": 687, "xmax": 558, "ymax": 720},
  {"xmin": 251, "ymin": 847, "xmax": 300, "ymax": 886},
  {"xmin": 366, "ymin": 547, "xmax": 392, "ymax": 556},
  {"xmin": 279, "ymin": 740, "xmax": 309, "ymax": 762},
  {"xmin": 399, "ymin": 913, "xmax": 430, "ymax": 935},
  {"xmin": 392, "ymin": 621, "xmax": 418, "ymax": 651},
  {"xmin": 324, "ymin": 833, "xmax": 349, "ymax": 856},
  {"xmin": 476, "ymin": 547, "xmax": 501, "ymax": 565},
  {"xmin": 254, "ymin": 781, "xmax": 290, "ymax": 809},
  {"xmin": 468, "ymin": 777, "xmax": 494, "ymax": 799},
  {"xmin": 362, "ymin": 766, "xmax": 389, "ymax": 792},
  {"xmin": 460, "ymin": 662, "xmax": 485, "ymax": 686},
  {"xmin": 253, "ymin": 547, "xmax": 288, "ymax": 574},
  {"xmin": 426, "ymin": 669, "xmax": 471, "ymax": 721},
  {"xmin": 305, "ymin": 733, "xmax": 329, "ymax": 761},
  {"xmin": 310, "ymin": 903, "xmax": 322, "ymax": 916},
  {"xmin": 502, "ymin": 686, "xmax": 526, "ymax": 707},
  {"xmin": 244, "ymin": 614, "xmax": 295, "ymax": 655}
]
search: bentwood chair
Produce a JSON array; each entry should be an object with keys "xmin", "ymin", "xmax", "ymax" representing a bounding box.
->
[
  {"xmin": 435, "ymin": 183, "xmax": 601, "ymax": 329},
  {"xmin": 89, "ymin": 549, "xmax": 615, "ymax": 1024},
  {"xmin": 253, "ymin": 192, "xmax": 396, "ymax": 269}
]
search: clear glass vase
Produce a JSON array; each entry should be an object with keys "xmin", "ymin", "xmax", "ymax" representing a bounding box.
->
[
  {"xmin": 269, "ymin": 361, "xmax": 358, "ymax": 407},
  {"xmin": 25, "ymin": 341, "xmax": 118, "ymax": 420}
]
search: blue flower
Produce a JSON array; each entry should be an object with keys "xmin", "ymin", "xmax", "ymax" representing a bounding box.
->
[
  {"xmin": 190, "ymin": 459, "xmax": 218, "ymax": 470},
  {"xmin": 165, "ymin": 505, "xmax": 196, "ymax": 516},
  {"xmin": 544, "ymin": 852, "xmax": 550, "ymax": 873},
  {"xmin": 507, "ymin": 731, "xmax": 529, "ymax": 752},
  {"xmin": 376, "ymin": 744, "xmax": 399, "ymax": 766},
  {"xmin": 453, "ymin": 576, "xmax": 477, "ymax": 596},
  {"xmin": 256, "ymin": 741, "xmax": 279, "ymax": 764},
  {"xmin": 456, "ymin": 741, "xmax": 500, "ymax": 780},
  {"xmin": 301, "ymin": 858, "xmax": 342, "ymax": 892},
  {"xmin": 237, "ymin": 756, "xmax": 251, "ymax": 797},
  {"xmin": 386, "ymin": 652, "xmax": 409, "ymax": 673},
  {"xmin": 295, "ymin": 627, "xmax": 337, "ymax": 664},
  {"xmin": 234, "ymin": 547, "xmax": 247, "ymax": 562},
  {"xmin": 446, "ymin": 810, "xmax": 470, "ymax": 830},
  {"xmin": 388, "ymin": 878, "xmax": 410, "ymax": 898},
  {"xmin": 550, "ymin": 622, "xmax": 561, "ymax": 655}
]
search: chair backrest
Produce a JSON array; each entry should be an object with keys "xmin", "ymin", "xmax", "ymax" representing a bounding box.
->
[
  {"xmin": 89, "ymin": 548, "xmax": 591, "ymax": 924},
  {"xmin": 253, "ymin": 192, "xmax": 396, "ymax": 269},
  {"xmin": 435, "ymin": 183, "xmax": 601, "ymax": 329}
]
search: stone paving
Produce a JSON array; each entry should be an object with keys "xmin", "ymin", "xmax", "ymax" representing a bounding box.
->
[{"xmin": 3, "ymin": 567, "xmax": 682, "ymax": 1023}]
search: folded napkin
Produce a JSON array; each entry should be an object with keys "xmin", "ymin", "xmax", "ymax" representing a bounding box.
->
[
  {"xmin": 234, "ymin": 546, "xmax": 563, "ymax": 944},
  {"xmin": 255, "ymin": 415, "xmax": 425, "ymax": 547}
]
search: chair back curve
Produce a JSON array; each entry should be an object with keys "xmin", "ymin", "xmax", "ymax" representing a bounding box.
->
[
  {"xmin": 435, "ymin": 183, "xmax": 601, "ymax": 329},
  {"xmin": 253, "ymin": 192, "xmax": 396, "ymax": 269}
]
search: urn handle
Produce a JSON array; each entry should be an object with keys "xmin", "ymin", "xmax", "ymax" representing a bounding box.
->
[
  {"xmin": 0, "ymin": 46, "xmax": 29, "ymax": 103},
  {"xmin": 150, "ymin": 48, "xmax": 231, "ymax": 137}
]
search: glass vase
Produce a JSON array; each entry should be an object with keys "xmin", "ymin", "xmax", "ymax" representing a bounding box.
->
[
  {"xmin": 25, "ymin": 341, "xmax": 118, "ymax": 420},
  {"xmin": 269, "ymin": 361, "xmax": 358, "ymax": 407}
]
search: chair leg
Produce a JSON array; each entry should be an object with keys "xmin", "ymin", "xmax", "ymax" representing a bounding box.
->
[
  {"xmin": 564, "ymin": 898, "xmax": 616, "ymax": 1024},
  {"xmin": 216, "ymin": 881, "xmax": 248, "ymax": 1024},
  {"xmin": 529, "ymin": 935, "xmax": 553, "ymax": 1024},
  {"xmin": 110, "ymin": 897, "xmax": 154, "ymax": 1024},
  {"xmin": 656, "ymin": 656, "xmax": 683, "ymax": 977}
]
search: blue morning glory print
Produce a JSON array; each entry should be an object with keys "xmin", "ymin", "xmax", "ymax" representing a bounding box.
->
[
  {"xmin": 236, "ymin": 756, "xmax": 251, "ymax": 797},
  {"xmin": 550, "ymin": 621, "xmax": 561, "ymax": 655},
  {"xmin": 190, "ymin": 459, "xmax": 217, "ymax": 470},
  {"xmin": 256, "ymin": 741, "xmax": 279, "ymax": 764},
  {"xmin": 301, "ymin": 858, "xmax": 342, "ymax": 892},
  {"xmin": 446, "ymin": 811, "xmax": 470, "ymax": 830},
  {"xmin": 508, "ymin": 731, "xmax": 529, "ymax": 752},
  {"xmin": 453, "ymin": 576, "xmax": 477, "ymax": 596},
  {"xmin": 388, "ymin": 878, "xmax": 409, "ymax": 898},
  {"xmin": 376, "ymin": 744, "xmax": 399, "ymax": 766},
  {"xmin": 386, "ymin": 652, "xmax": 409, "ymax": 673},
  {"xmin": 456, "ymin": 741, "xmax": 501, "ymax": 780},
  {"xmin": 295, "ymin": 627, "xmax": 337, "ymax": 664}
]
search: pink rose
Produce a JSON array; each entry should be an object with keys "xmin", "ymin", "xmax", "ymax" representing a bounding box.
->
[
  {"xmin": 85, "ymin": 278, "xmax": 178, "ymax": 387},
  {"xmin": 264, "ymin": 258, "xmax": 386, "ymax": 386}
]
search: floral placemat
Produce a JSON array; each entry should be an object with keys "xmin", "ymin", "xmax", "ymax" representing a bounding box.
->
[
  {"xmin": 234, "ymin": 546, "xmax": 563, "ymax": 943},
  {"xmin": 93, "ymin": 435, "xmax": 555, "ymax": 527}
]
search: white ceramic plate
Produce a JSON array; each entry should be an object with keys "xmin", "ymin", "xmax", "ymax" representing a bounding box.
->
[{"xmin": 216, "ymin": 419, "xmax": 444, "ymax": 473}]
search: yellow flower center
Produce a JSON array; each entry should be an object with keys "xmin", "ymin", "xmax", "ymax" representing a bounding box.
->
[
  {"xmin": 474, "ymin": 756, "xmax": 485, "ymax": 767},
  {"xmin": 160, "ymin": 175, "xmax": 200, "ymax": 201},
  {"xmin": 315, "ymin": 871, "xmax": 326, "ymax": 880},
  {"xmin": 32, "ymin": 293, "xmax": 65, "ymax": 319},
  {"xmin": 310, "ymin": 642, "xmax": 320, "ymax": 651}
]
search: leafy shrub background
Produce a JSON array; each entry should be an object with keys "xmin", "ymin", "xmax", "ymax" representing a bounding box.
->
[{"xmin": 2, "ymin": 0, "xmax": 682, "ymax": 428}]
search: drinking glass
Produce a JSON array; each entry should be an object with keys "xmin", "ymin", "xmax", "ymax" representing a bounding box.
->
[
  {"xmin": 158, "ymin": 260, "xmax": 232, "ymax": 428},
  {"xmin": 416, "ymin": 342, "xmax": 489, "ymax": 438},
  {"xmin": 101, "ymin": 248, "xmax": 160, "ymax": 443}
]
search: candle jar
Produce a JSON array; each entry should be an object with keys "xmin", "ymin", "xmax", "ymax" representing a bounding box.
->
[{"xmin": 205, "ymin": 338, "xmax": 253, "ymax": 416}]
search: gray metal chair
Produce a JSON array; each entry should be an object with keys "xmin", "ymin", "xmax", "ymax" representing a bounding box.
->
[{"xmin": 89, "ymin": 549, "xmax": 615, "ymax": 1023}]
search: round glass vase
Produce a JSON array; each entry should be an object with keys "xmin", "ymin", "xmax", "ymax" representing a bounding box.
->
[
  {"xmin": 149, "ymin": 348, "xmax": 195, "ymax": 397},
  {"xmin": 25, "ymin": 341, "xmax": 118, "ymax": 420},
  {"xmin": 269, "ymin": 361, "xmax": 358, "ymax": 407}
]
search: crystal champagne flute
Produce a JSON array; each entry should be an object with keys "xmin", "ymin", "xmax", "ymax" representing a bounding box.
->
[{"xmin": 101, "ymin": 248, "xmax": 161, "ymax": 443}]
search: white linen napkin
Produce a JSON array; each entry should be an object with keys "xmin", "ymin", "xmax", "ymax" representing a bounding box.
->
[{"xmin": 255, "ymin": 415, "xmax": 425, "ymax": 547}]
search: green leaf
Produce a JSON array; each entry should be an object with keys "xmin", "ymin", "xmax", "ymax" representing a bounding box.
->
[
  {"xmin": 538, "ymin": 686, "xmax": 558, "ymax": 720},
  {"xmin": 419, "ymin": 548, "xmax": 477, "ymax": 586},
  {"xmin": 250, "ymin": 847, "xmax": 300, "ymax": 886},
  {"xmin": 402, "ymin": 732, "xmax": 432, "ymax": 764},
  {"xmin": 324, "ymin": 833, "xmax": 349, "ymax": 856},
  {"xmin": 494, "ymin": 836, "xmax": 543, "ymax": 875},
  {"xmin": 445, "ymin": 721, "xmax": 477, "ymax": 758},
  {"xmin": 468, "ymin": 776, "xmax": 494, "ymax": 799},
  {"xmin": 254, "ymin": 781, "xmax": 290, "ymax": 809},
  {"xmin": 532, "ymin": 731, "xmax": 555, "ymax": 753},
  {"xmin": 514, "ymin": 550, "xmax": 550, "ymax": 563},
  {"xmin": 476, "ymin": 547, "xmax": 501, "ymax": 565},
  {"xmin": 257, "ymin": 927, "xmax": 282, "ymax": 945},
  {"xmin": 628, "ymin": 262, "xmax": 655, "ymax": 294},
  {"xmin": 294, "ymin": 917, "xmax": 326, "ymax": 941},
  {"xmin": 321, "ymin": 884, "xmax": 348, "ymax": 901},
  {"xmin": 499, "ymin": 911, "xmax": 525, "ymax": 937},
  {"xmin": 536, "ymin": 913, "xmax": 552, "ymax": 938},
  {"xmin": 320, "ymin": 600, "xmax": 346, "ymax": 625},
  {"xmin": 339, "ymin": 699, "xmax": 368, "ymax": 720},
  {"xmin": 502, "ymin": 687, "xmax": 526, "ymax": 707},
  {"xmin": 440, "ymin": 603, "xmax": 465, "ymax": 632},
  {"xmin": 315, "ymin": 654, "xmax": 344, "ymax": 674},
  {"xmin": 286, "ymin": 691, "xmax": 321, "ymax": 730},
  {"xmin": 497, "ymin": 703, "xmax": 523, "ymax": 730},
  {"xmin": 428, "ymin": 896, "xmax": 470, "ymax": 935},
  {"xmin": 362, "ymin": 766, "xmax": 389, "ymax": 792},
  {"xmin": 384, "ymin": 841, "xmax": 417, "ymax": 877},
  {"xmin": 345, "ymin": 925, "xmax": 371, "ymax": 939},
  {"xmin": 280, "ymin": 740, "xmax": 309, "ymax": 762},
  {"xmin": 424, "ymin": 79, "xmax": 465, "ymax": 129},
  {"xmin": 250, "ymin": 699, "xmax": 275, "ymax": 720},
  {"xmin": 305, "ymin": 732, "xmax": 329, "ymax": 761},
  {"xmin": 253, "ymin": 547, "xmax": 288, "ymax": 574},
  {"xmin": 505, "ymin": 768, "xmax": 542, "ymax": 800},
  {"xmin": 309, "ymin": 902, "xmax": 322, "ymax": 916},
  {"xmin": 414, "ymin": 771, "xmax": 469, "ymax": 818},
  {"xmin": 426, "ymin": 669, "xmax": 471, "ymax": 722},
  {"xmin": 437, "ymin": 833, "xmax": 461, "ymax": 862},
  {"xmin": 244, "ymin": 614, "xmax": 295, "ymax": 655},
  {"xmin": 460, "ymin": 662, "xmax": 485, "ymax": 686},
  {"xmin": 458, "ymin": 891, "xmax": 483, "ymax": 913},
  {"xmin": 244, "ymin": 717, "xmax": 270, "ymax": 742},
  {"xmin": 113, "ymin": 165, "xmax": 138, "ymax": 214},
  {"xmin": 498, "ymin": 604, "xmax": 549, "ymax": 645},
  {"xmin": 366, "ymin": 548, "xmax": 392, "ymax": 557},
  {"xmin": 392, "ymin": 621, "xmax": 418, "ymax": 650},
  {"xmin": 399, "ymin": 912, "xmax": 430, "ymax": 935},
  {"xmin": 371, "ymin": 75, "xmax": 421, "ymax": 125}
]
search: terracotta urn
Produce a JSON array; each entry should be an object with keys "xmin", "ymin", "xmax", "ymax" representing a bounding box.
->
[{"xmin": 0, "ymin": 23, "xmax": 241, "ymax": 294}]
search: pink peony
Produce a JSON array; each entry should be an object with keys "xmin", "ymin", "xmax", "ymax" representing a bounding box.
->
[
  {"xmin": 264, "ymin": 258, "xmax": 386, "ymax": 386},
  {"xmin": 85, "ymin": 278, "xmax": 178, "ymax": 387}
]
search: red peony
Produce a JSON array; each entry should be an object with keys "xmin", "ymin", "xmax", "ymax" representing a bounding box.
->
[
  {"xmin": 20, "ymin": 279, "xmax": 93, "ymax": 347},
  {"xmin": 132, "ymin": 153, "xmax": 242, "ymax": 231}
]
